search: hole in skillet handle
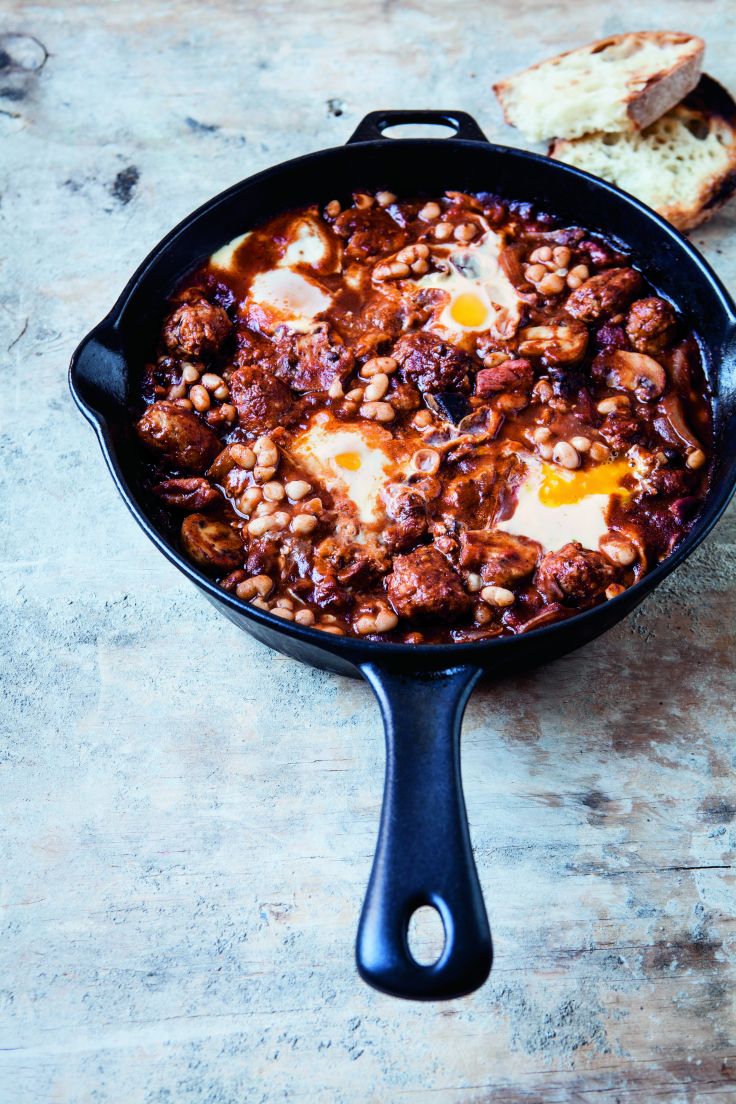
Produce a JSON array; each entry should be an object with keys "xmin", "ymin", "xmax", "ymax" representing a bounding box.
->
[
  {"xmin": 347, "ymin": 110, "xmax": 489, "ymax": 145},
  {"xmin": 356, "ymin": 663, "xmax": 492, "ymax": 1000}
]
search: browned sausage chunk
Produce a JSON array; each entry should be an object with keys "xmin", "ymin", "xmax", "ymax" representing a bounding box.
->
[
  {"xmin": 136, "ymin": 401, "xmax": 221, "ymax": 472},
  {"xmin": 333, "ymin": 206, "xmax": 408, "ymax": 260},
  {"xmin": 459, "ymin": 530, "xmax": 540, "ymax": 584},
  {"xmin": 228, "ymin": 364, "xmax": 293, "ymax": 432},
  {"xmin": 534, "ymin": 542, "xmax": 613, "ymax": 605},
  {"xmin": 386, "ymin": 546, "xmax": 471, "ymax": 621},
  {"xmin": 274, "ymin": 329, "xmax": 354, "ymax": 393},
  {"xmin": 162, "ymin": 297, "xmax": 231, "ymax": 358},
  {"xmin": 392, "ymin": 331, "xmax": 473, "ymax": 394},
  {"xmin": 565, "ymin": 268, "xmax": 642, "ymax": 323},
  {"xmin": 152, "ymin": 477, "xmax": 220, "ymax": 510},
  {"xmin": 476, "ymin": 358, "xmax": 534, "ymax": 395},
  {"xmin": 625, "ymin": 297, "xmax": 677, "ymax": 355},
  {"xmin": 383, "ymin": 489, "xmax": 427, "ymax": 553},
  {"xmin": 180, "ymin": 514, "xmax": 244, "ymax": 571}
]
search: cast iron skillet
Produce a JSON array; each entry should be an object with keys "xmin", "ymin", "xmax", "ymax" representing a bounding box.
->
[{"xmin": 69, "ymin": 109, "xmax": 736, "ymax": 1001}]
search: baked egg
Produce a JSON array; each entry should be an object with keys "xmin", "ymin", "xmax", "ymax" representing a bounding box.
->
[
  {"xmin": 291, "ymin": 416, "xmax": 401, "ymax": 531},
  {"xmin": 416, "ymin": 230, "xmax": 522, "ymax": 339},
  {"xmin": 496, "ymin": 455, "xmax": 635, "ymax": 551}
]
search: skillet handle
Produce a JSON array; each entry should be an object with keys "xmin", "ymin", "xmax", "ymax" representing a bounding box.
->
[
  {"xmin": 357, "ymin": 663, "xmax": 491, "ymax": 999},
  {"xmin": 347, "ymin": 110, "xmax": 488, "ymax": 144}
]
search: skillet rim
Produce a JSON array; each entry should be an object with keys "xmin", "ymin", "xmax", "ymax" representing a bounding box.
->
[{"xmin": 69, "ymin": 136, "xmax": 736, "ymax": 660}]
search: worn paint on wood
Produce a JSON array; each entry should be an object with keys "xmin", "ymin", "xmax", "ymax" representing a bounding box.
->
[{"xmin": 0, "ymin": 1, "xmax": 734, "ymax": 1101}]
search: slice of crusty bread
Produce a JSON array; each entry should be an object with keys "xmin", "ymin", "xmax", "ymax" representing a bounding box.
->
[
  {"xmin": 494, "ymin": 31, "xmax": 704, "ymax": 142},
  {"xmin": 549, "ymin": 75, "xmax": 736, "ymax": 231}
]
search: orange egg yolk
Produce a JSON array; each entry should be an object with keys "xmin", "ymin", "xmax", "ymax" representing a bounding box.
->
[
  {"xmin": 334, "ymin": 451, "xmax": 362, "ymax": 471},
  {"xmin": 539, "ymin": 459, "xmax": 634, "ymax": 507},
  {"xmin": 449, "ymin": 292, "xmax": 488, "ymax": 329}
]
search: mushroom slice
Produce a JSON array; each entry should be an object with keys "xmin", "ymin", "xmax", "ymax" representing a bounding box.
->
[
  {"xmin": 181, "ymin": 514, "xmax": 244, "ymax": 572},
  {"xmin": 606, "ymin": 350, "xmax": 666, "ymax": 402},
  {"xmin": 654, "ymin": 393, "xmax": 702, "ymax": 452},
  {"xmin": 517, "ymin": 321, "xmax": 588, "ymax": 364}
]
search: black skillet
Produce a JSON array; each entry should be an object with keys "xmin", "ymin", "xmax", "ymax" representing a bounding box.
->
[{"xmin": 69, "ymin": 108, "xmax": 736, "ymax": 1001}]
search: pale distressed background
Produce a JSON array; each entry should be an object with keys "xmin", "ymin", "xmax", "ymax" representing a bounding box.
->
[{"xmin": 1, "ymin": 1, "xmax": 735, "ymax": 1101}]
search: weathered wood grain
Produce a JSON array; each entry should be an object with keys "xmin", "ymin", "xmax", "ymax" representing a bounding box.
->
[{"xmin": 0, "ymin": 1, "xmax": 734, "ymax": 1101}]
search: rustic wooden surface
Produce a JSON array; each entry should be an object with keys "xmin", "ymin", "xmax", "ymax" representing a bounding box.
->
[{"xmin": 1, "ymin": 1, "xmax": 735, "ymax": 1101}]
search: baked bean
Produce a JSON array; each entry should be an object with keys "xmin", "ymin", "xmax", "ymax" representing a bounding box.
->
[
  {"xmin": 254, "ymin": 500, "xmax": 278, "ymax": 517},
  {"xmin": 434, "ymin": 221, "xmax": 453, "ymax": 240},
  {"xmin": 236, "ymin": 574, "xmax": 273, "ymax": 600},
  {"xmin": 294, "ymin": 609, "xmax": 316, "ymax": 626},
  {"xmin": 189, "ymin": 384, "xmax": 211, "ymax": 412},
  {"xmin": 302, "ymin": 497, "xmax": 324, "ymax": 515},
  {"xmin": 254, "ymin": 436, "xmax": 279, "ymax": 466},
  {"xmin": 285, "ymin": 479, "xmax": 311, "ymax": 500},
  {"xmin": 376, "ymin": 191, "xmax": 396, "ymax": 207},
  {"xmin": 263, "ymin": 480, "xmax": 285, "ymax": 502},
  {"xmin": 325, "ymin": 199, "xmax": 341, "ymax": 217},
  {"xmin": 454, "ymin": 222, "xmax": 477, "ymax": 242},
  {"xmin": 375, "ymin": 610, "xmax": 398, "ymax": 632},
  {"xmin": 291, "ymin": 513, "xmax": 318, "ymax": 534},
  {"xmin": 238, "ymin": 486, "xmax": 263, "ymax": 514},
  {"xmin": 201, "ymin": 372, "xmax": 223, "ymax": 391},
  {"xmin": 360, "ymin": 400, "xmax": 395, "ymax": 422},
  {"xmin": 531, "ymin": 245, "xmax": 553, "ymax": 262},
  {"xmin": 480, "ymin": 585, "xmax": 515, "ymax": 607},
  {"xmin": 363, "ymin": 373, "xmax": 389, "ymax": 401},
  {"xmin": 230, "ymin": 444, "xmax": 257, "ymax": 469},
  {"xmin": 570, "ymin": 435, "xmax": 591, "ymax": 453},
  {"xmin": 597, "ymin": 396, "xmax": 630, "ymax": 414},
  {"xmin": 168, "ymin": 382, "xmax": 187, "ymax": 400},
  {"xmin": 328, "ymin": 378, "xmax": 344, "ymax": 398},
  {"xmin": 589, "ymin": 441, "xmax": 611, "ymax": 462},
  {"xmin": 412, "ymin": 409, "xmax": 433, "ymax": 428},
  {"xmin": 219, "ymin": 403, "xmax": 237, "ymax": 422},
  {"xmin": 606, "ymin": 583, "xmax": 626, "ymax": 600},
  {"xmin": 320, "ymin": 625, "xmax": 345, "ymax": 635},
  {"xmin": 254, "ymin": 464, "xmax": 277, "ymax": 483},
  {"xmin": 362, "ymin": 356, "xmax": 398, "ymax": 377},
  {"xmin": 345, "ymin": 387, "xmax": 365, "ymax": 402},
  {"xmin": 213, "ymin": 384, "xmax": 230, "ymax": 401},
  {"xmin": 466, "ymin": 573, "xmax": 482, "ymax": 593},
  {"xmin": 174, "ymin": 398, "xmax": 193, "ymax": 410},
  {"xmin": 247, "ymin": 515, "xmax": 274, "ymax": 537},
  {"xmin": 419, "ymin": 201, "xmax": 441, "ymax": 221},
  {"xmin": 552, "ymin": 441, "xmax": 581, "ymax": 469},
  {"xmin": 525, "ymin": 263, "xmax": 546, "ymax": 283},
  {"xmin": 600, "ymin": 535, "xmax": 637, "ymax": 566},
  {"xmin": 538, "ymin": 273, "xmax": 566, "ymax": 296},
  {"xmin": 553, "ymin": 246, "xmax": 571, "ymax": 268},
  {"xmin": 686, "ymin": 448, "xmax": 707, "ymax": 470},
  {"xmin": 181, "ymin": 364, "xmax": 200, "ymax": 384},
  {"xmin": 271, "ymin": 606, "xmax": 295, "ymax": 620}
]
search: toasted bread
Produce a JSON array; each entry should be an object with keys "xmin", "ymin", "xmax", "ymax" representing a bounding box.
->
[
  {"xmin": 549, "ymin": 75, "xmax": 736, "ymax": 231},
  {"xmin": 494, "ymin": 31, "xmax": 704, "ymax": 142}
]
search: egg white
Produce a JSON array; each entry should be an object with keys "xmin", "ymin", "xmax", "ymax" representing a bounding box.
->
[{"xmin": 247, "ymin": 268, "xmax": 332, "ymax": 333}]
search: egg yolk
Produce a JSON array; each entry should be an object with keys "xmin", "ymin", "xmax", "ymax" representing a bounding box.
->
[
  {"xmin": 449, "ymin": 292, "xmax": 488, "ymax": 329},
  {"xmin": 538, "ymin": 459, "xmax": 634, "ymax": 507},
  {"xmin": 334, "ymin": 451, "xmax": 362, "ymax": 471}
]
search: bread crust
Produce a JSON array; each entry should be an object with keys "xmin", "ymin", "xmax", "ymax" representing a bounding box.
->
[
  {"xmin": 494, "ymin": 31, "xmax": 704, "ymax": 139},
  {"xmin": 549, "ymin": 75, "xmax": 736, "ymax": 231}
]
